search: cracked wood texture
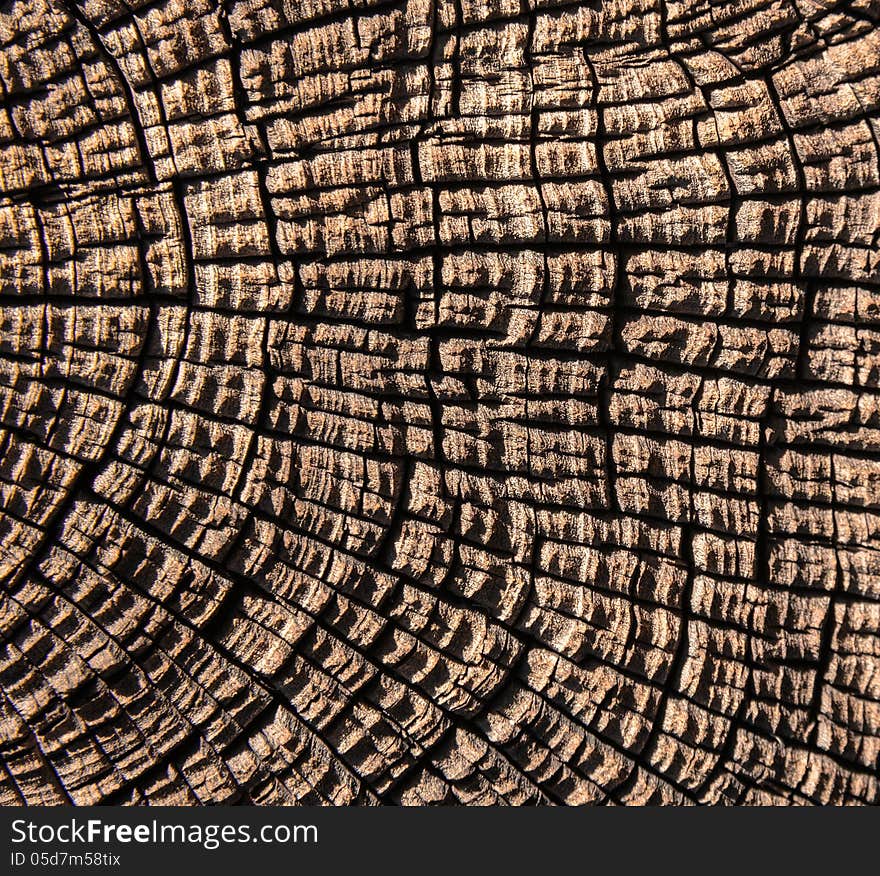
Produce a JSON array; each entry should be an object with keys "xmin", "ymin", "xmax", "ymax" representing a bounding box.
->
[{"xmin": 0, "ymin": 0, "xmax": 879, "ymax": 807}]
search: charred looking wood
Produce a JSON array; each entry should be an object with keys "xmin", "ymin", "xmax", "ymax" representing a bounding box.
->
[{"xmin": 0, "ymin": 0, "xmax": 878, "ymax": 806}]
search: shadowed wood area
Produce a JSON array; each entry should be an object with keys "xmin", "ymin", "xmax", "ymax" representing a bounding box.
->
[{"xmin": 0, "ymin": 0, "xmax": 879, "ymax": 806}]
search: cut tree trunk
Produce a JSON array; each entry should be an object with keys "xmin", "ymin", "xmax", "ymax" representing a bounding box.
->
[{"xmin": 0, "ymin": 0, "xmax": 878, "ymax": 805}]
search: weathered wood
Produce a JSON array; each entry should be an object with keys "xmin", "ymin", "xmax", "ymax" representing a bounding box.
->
[{"xmin": 0, "ymin": 0, "xmax": 878, "ymax": 805}]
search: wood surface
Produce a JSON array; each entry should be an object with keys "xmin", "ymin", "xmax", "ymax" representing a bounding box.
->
[{"xmin": 0, "ymin": 0, "xmax": 879, "ymax": 805}]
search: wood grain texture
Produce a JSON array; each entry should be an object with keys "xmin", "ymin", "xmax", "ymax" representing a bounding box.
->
[{"xmin": 0, "ymin": 0, "xmax": 878, "ymax": 805}]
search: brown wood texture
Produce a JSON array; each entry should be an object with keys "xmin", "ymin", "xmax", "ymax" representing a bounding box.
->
[{"xmin": 0, "ymin": 0, "xmax": 879, "ymax": 806}]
